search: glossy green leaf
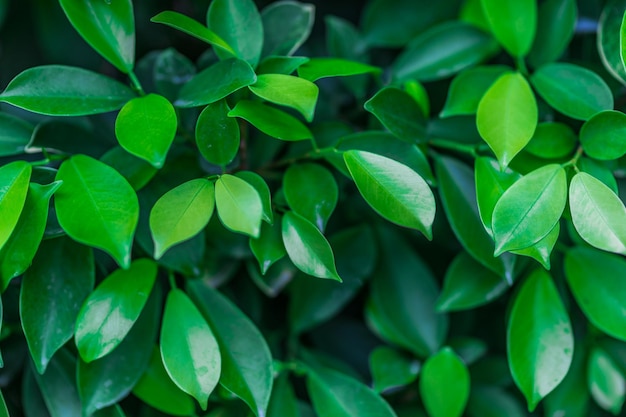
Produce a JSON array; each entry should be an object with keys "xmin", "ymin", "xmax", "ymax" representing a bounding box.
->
[
  {"xmin": 207, "ymin": 0, "xmax": 263, "ymax": 67},
  {"xmin": 419, "ymin": 347, "xmax": 470, "ymax": 417},
  {"xmin": 175, "ymin": 59, "xmax": 256, "ymax": 108},
  {"xmin": 599, "ymin": 1, "xmax": 626, "ymax": 85},
  {"xmin": 267, "ymin": 373, "xmax": 300, "ymax": 417},
  {"xmin": 466, "ymin": 386, "xmax": 527, "ymax": 417},
  {"xmin": 160, "ymin": 289, "xmax": 221, "ymax": 410},
  {"xmin": 369, "ymin": 346, "xmax": 420, "ymax": 394},
  {"xmin": 587, "ymin": 346, "xmax": 626, "ymax": 414},
  {"xmin": 0, "ymin": 181, "xmax": 61, "ymax": 291},
  {"xmin": 257, "ymin": 56, "xmax": 310, "ymax": 75},
  {"xmin": 569, "ymin": 172, "xmax": 626, "ymax": 255},
  {"xmin": 187, "ymin": 280, "xmax": 274, "ymax": 417},
  {"xmin": 580, "ymin": 110, "xmax": 626, "ymax": 160},
  {"xmin": 55, "ymin": 155, "xmax": 139, "ymax": 268},
  {"xmin": 59, "ymin": 0, "xmax": 134, "ymax": 72},
  {"xmin": 234, "ymin": 171, "xmax": 273, "ymax": 224},
  {"xmin": 0, "ymin": 112, "xmax": 34, "ymax": 156},
  {"xmin": 0, "ymin": 161, "xmax": 32, "ymax": 252},
  {"xmin": 261, "ymin": 1, "xmax": 314, "ymax": 57},
  {"xmin": 364, "ymin": 87, "xmax": 426, "ymax": 143},
  {"xmin": 528, "ymin": 0, "xmax": 577, "ymax": 68},
  {"xmin": 507, "ymin": 269, "xmax": 573, "ymax": 411},
  {"xmin": 215, "ymin": 174, "xmax": 263, "ymax": 238},
  {"xmin": 20, "ymin": 237, "xmax": 94, "ymax": 374},
  {"xmin": 565, "ymin": 247, "xmax": 626, "ymax": 341},
  {"xmin": 579, "ymin": 157, "xmax": 618, "ymax": 194},
  {"xmin": 440, "ymin": 65, "xmax": 510, "ymax": 117},
  {"xmin": 100, "ymin": 146, "xmax": 157, "ymax": 191},
  {"xmin": 510, "ymin": 222, "xmax": 560, "ymax": 269},
  {"xmin": 476, "ymin": 72, "xmax": 538, "ymax": 169},
  {"xmin": 150, "ymin": 11, "xmax": 234, "ymax": 55},
  {"xmin": 492, "ymin": 164, "xmax": 566, "ymax": 254},
  {"xmin": 32, "ymin": 349, "xmax": 81, "ymax": 417},
  {"xmin": 1, "ymin": 65, "xmax": 135, "ymax": 115},
  {"xmin": 196, "ymin": 99, "xmax": 240, "ymax": 166},
  {"xmin": 481, "ymin": 0, "xmax": 537, "ymax": 57},
  {"xmin": 526, "ymin": 122, "xmax": 577, "ymax": 159},
  {"xmin": 284, "ymin": 163, "xmax": 337, "ymax": 231},
  {"xmin": 306, "ymin": 366, "xmax": 396, "ymax": 417},
  {"xmin": 344, "ymin": 150, "xmax": 435, "ymax": 238},
  {"xmin": 150, "ymin": 178, "xmax": 215, "ymax": 259},
  {"xmin": 392, "ymin": 21, "xmax": 499, "ymax": 82},
  {"xmin": 544, "ymin": 342, "xmax": 589, "ymax": 417},
  {"xmin": 250, "ymin": 219, "xmax": 286, "ymax": 275},
  {"xmin": 249, "ymin": 74, "xmax": 318, "ymax": 122},
  {"xmin": 297, "ymin": 58, "xmax": 381, "ymax": 82},
  {"xmin": 531, "ymin": 63, "xmax": 613, "ymax": 120},
  {"xmin": 75, "ymin": 258, "xmax": 157, "ymax": 362},
  {"xmin": 436, "ymin": 252, "xmax": 508, "ymax": 312},
  {"xmin": 228, "ymin": 100, "xmax": 312, "ymax": 141}
]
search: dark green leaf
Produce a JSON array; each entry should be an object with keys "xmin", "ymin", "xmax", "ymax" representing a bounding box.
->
[
  {"xmin": 404, "ymin": 80, "xmax": 430, "ymax": 117},
  {"xmin": 580, "ymin": 110, "xmax": 626, "ymax": 160},
  {"xmin": 257, "ymin": 56, "xmax": 310, "ymax": 75},
  {"xmin": 598, "ymin": 1, "xmax": 626, "ymax": 85},
  {"xmin": 196, "ymin": 100, "xmax": 240, "ymax": 166},
  {"xmin": 250, "ymin": 219, "xmax": 286, "ymax": 275},
  {"xmin": 284, "ymin": 163, "xmax": 337, "ymax": 231},
  {"xmin": 0, "ymin": 161, "xmax": 32, "ymax": 251},
  {"xmin": 297, "ymin": 58, "xmax": 381, "ymax": 82},
  {"xmin": 228, "ymin": 100, "xmax": 312, "ymax": 141},
  {"xmin": 154, "ymin": 48, "xmax": 196, "ymax": 101},
  {"xmin": 0, "ymin": 112, "xmax": 34, "ymax": 156},
  {"xmin": 216, "ymin": 174, "xmax": 263, "ymax": 238},
  {"xmin": 587, "ymin": 346, "xmax": 625, "ymax": 414},
  {"xmin": 481, "ymin": 0, "xmax": 537, "ymax": 57},
  {"xmin": 543, "ymin": 341, "xmax": 590, "ymax": 417},
  {"xmin": 466, "ymin": 386, "xmax": 527, "ymax": 417},
  {"xmin": 0, "ymin": 390, "xmax": 7, "ymax": 417},
  {"xmin": 100, "ymin": 146, "xmax": 158, "ymax": 191},
  {"xmin": 32, "ymin": 349, "xmax": 81, "ymax": 417},
  {"xmin": 526, "ymin": 122, "xmax": 577, "ymax": 159},
  {"xmin": 28, "ymin": 120, "xmax": 108, "ymax": 158},
  {"xmin": 369, "ymin": 346, "xmax": 420, "ymax": 394},
  {"xmin": 419, "ymin": 347, "xmax": 470, "ymax": 417},
  {"xmin": 249, "ymin": 74, "xmax": 319, "ymax": 122},
  {"xmin": 267, "ymin": 373, "xmax": 300, "ymax": 417},
  {"xmin": 247, "ymin": 257, "xmax": 296, "ymax": 297},
  {"xmin": 234, "ymin": 171, "xmax": 273, "ymax": 224},
  {"xmin": 261, "ymin": 1, "xmax": 314, "ymax": 57},
  {"xmin": 528, "ymin": 0, "xmax": 577, "ymax": 68},
  {"xmin": 364, "ymin": 87, "xmax": 426, "ymax": 143}
]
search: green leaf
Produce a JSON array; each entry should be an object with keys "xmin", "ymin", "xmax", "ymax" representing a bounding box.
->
[
  {"xmin": 587, "ymin": 346, "xmax": 626, "ymax": 414},
  {"xmin": 0, "ymin": 181, "xmax": 61, "ymax": 291},
  {"xmin": 32, "ymin": 349, "xmax": 82, "ymax": 417},
  {"xmin": 0, "ymin": 112, "xmax": 34, "ymax": 156},
  {"xmin": 0, "ymin": 391, "xmax": 7, "ymax": 417},
  {"xmin": 27, "ymin": 120, "xmax": 108, "ymax": 158},
  {"xmin": 150, "ymin": 11, "xmax": 235, "ymax": 55},
  {"xmin": 543, "ymin": 343, "xmax": 589, "ymax": 417},
  {"xmin": 228, "ymin": 100, "xmax": 312, "ymax": 141},
  {"xmin": 150, "ymin": 179, "xmax": 215, "ymax": 259},
  {"xmin": 234, "ymin": 171, "xmax": 273, "ymax": 224},
  {"xmin": 207, "ymin": 0, "xmax": 263, "ymax": 67},
  {"xmin": 261, "ymin": 1, "xmax": 314, "ymax": 57},
  {"xmin": 187, "ymin": 281, "xmax": 274, "ymax": 417},
  {"xmin": 215, "ymin": 174, "xmax": 263, "ymax": 238},
  {"xmin": 0, "ymin": 65, "xmax": 135, "ymax": 115},
  {"xmin": 55, "ymin": 155, "xmax": 139, "ymax": 268},
  {"xmin": 267, "ymin": 373, "xmax": 300, "ymax": 417},
  {"xmin": 0, "ymin": 161, "xmax": 31, "ymax": 252},
  {"xmin": 476, "ymin": 72, "xmax": 538, "ymax": 169},
  {"xmin": 160, "ymin": 289, "xmax": 221, "ymax": 410},
  {"xmin": 283, "ymin": 163, "xmax": 337, "ymax": 231},
  {"xmin": 100, "ymin": 146, "xmax": 158, "ymax": 191},
  {"xmin": 419, "ymin": 347, "xmax": 470, "ymax": 417},
  {"xmin": 59, "ymin": 0, "xmax": 134, "ymax": 73},
  {"xmin": 75, "ymin": 258, "xmax": 157, "ymax": 362},
  {"xmin": 404, "ymin": 80, "xmax": 430, "ymax": 117},
  {"xmin": 392, "ymin": 21, "xmax": 499, "ymax": 82},
  {"xmin": 297, "ymin": 58, "xmax": 381, "ymax": 82},
  {"xmin": 580, "ymin": 110, "xmax": 626, "ymax": 160},
  {"xmin": 440, "ymin": 65, "xmax": 510, "ymax": 117},
  {"xmin": 507, "ymin": 269, "xmax": 573, "ymax": 411},
  {"xmin": 344, "ymin": 150, "xmax": 435, "ymax": 238},
  {"xmin": 196, "ymin": 99, "xmax": 240, "ymax": 166},
  {"xmin": 579, "ymin": 157, "xmax": 619, "ymax": 195},
  {"xmin": 526, "ymin": 122, "xmax": 577, "ymax": 159},
  {"xmin": 20, "ymin": 237, "xmax": 94, "ymax": 374},
  {"xmin": 175, "ymin": 59, "xmax": 256, "ymax": 108},
  {"xmin": 364, "ymin": 87, "xmax": 426, "ymax": 143},
  {"xmin": 569, "ymin": 172, "xmax": 626, "ymax": 255},
  {"xmin": 369, "ymin": 346, "xmax": 420, "ymax": 394},
  {"xmin": 154, "ymin": 48, "xmax": 196, "ymax": 102},
  {"xmin": 306, "ymin": 366, "xmax": 396, "ymax": 417},
  {"xmin": 115, "ymin": 94, "xmax": 177, "ymax": 168},
  {"xmin": 250, "ymin": 218, "xmax": 286, "ymax": 275},
  {"xmin": 492, "ymin": 164, "xmax": 566, "ymax": 254},
  {"xmin": 481, "ymin": 0, "xmax": 537, "ymax": 57},
  {"xmin": 466, "ymin": 386, "xmax": 527, "ymax": 417},
  {"xmin": 249, "ymin": 74, "xmax": 318, "ymax": 122},
  {"xmin": 531, "ymin": 63, "xmax": 613, "ymax": 121},
  {"xmin": 509, "ymin": 222, "xmax": 560, "ymax": 269},
  {"xmin": 565, "ymin": 247, "xmax": 626, "ymax": 342},
  {"xmin": 599, "ymin": 1, "xmax": 626, "ymax": 85},
  {"xmin": 436, "ymin": 252, "xmax": 508, "ymax": 312},
  {"xmin": 527, "ymin": 0, "xmax": 577, "ymax": 68},
  {"xmin": 257, "ymin": 56, "xmax": 310, "ymax": 75}
]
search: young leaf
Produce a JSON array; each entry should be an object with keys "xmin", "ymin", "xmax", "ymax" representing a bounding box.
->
[
  {"xmin": 228, "ymin": 100, "xmax": 312, "ymax": 141},
  {"xmin": 150, "ymin": 179, "xmax": 215, "ymax": 259},
  {"xmin": 531, "ymin": 63, "xmax": 613, "ymax": 120},
  {"xmin": 599, "ymin": 2, "xmax": 626, "ymax": 85},
  {"xmin": 297, "ymin": 58, "xmax": 381, "ymax": 82},
  {"xmin": 160, "ymin": 289, "xmax": 221, "ymax": 410},
  {"xmin": 476, "ymin": 72, "xmax": 538, "ymax": 169},
  {"xmin": 369, "ymin": 346, "xmax": 420, "ymax": 394},
  {"xmin": 261, "ymin": 1, "xmax": 314, "ymax": 57},
  {"xmin": 580, "ymin": 110, "xmax": 626, "ymax": 160},
  {"xmin": 419, "ymin": 347, "xmax": 470, "ymax": 417},
  {"xmin": 115, "ymin": 94, "xmax": 177, "ymax": 168},
  {"xmin": 364, "ymin": 87, "xmax": 426, "ymax": 143},
  {"xmin": 481, "ymin": 0, "xmax": 537, "ymax": 57},
  {"xmin": 1, "ymin": 66, "xmax": 135, "ymax": 115},
  {"xmin": 527, "ymin": 0, "xmax": 577, "ymax": 68},
  {"xmin": 0, "ymin": 112, "xmax": 34, "ymax": 156},
  {"xmin": 187, "ymin": 281, "xmax": 274, "ymax": 417},
  {"xmin": 507, "ymin": 269, "xmax": 573, "ymax": 411},
  {"xmin": 196, "ymin": 100, "xmax": 240, "ymax": 166},
  {"xmin": 282, "ymin": 211, "xmax": 341, "ymax": 281},
  {"xmin": 249, "ymin": 74, "xmax": 319, "ymax": 122},
  {"xmin": 215, "ymin": 174, "xmax": 263, "ymax": 238},
  {"xmin": 59, "ymin": 0, "xmax": 134, "ymax": 73},
  {"xmin": 526, "ymin": 122, "xmax": 577, "ymax": 159},
  {"xmin": 234, "ymin": 171, "xmax": 273, "ymax": 224},
  {"xmin": 492, "ymin": 164, "xmax": 566, "ymax": 254},
  {"xmin": 250, "ymin": 219, "xmax": 286, "ymax": 274},
  {"xmin": 344, "ymin": 150, "xmax": 435, "ymax": 238},
  {"xmin": 587, "ymin": 346, "xmax": 626, "ymax": 414},
  {"xmin": 0, "ymin": 160, "xmax": 31, "ymax": 251},
  {"xmin": 55, "ymin": 155, "xmax": 139, "ymax": 269}
]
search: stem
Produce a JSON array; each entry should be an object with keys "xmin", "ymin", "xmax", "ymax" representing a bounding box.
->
[
  {"xmin": 309, "ymin": 136, "xmax": 319, "ymax": 152},
  {"xmin": 562, "ymin": 146, "xmax": 584, "ymax": 169},
  {"xmin": 128, "ymin": 71, "xmax": 145, "ymax": 96},
  {"xmin": 428, "ymin": 138, "xmax": 478, "ymax": 157}
]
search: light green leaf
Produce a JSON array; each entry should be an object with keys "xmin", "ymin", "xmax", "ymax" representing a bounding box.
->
[
  {"xmin": 0, "ymin": 112, "xmax": 34, "ymax": 156},
  {"xmin": 580, "ymin": 110, "xmax": 626, "ymax": 160},
  {"xmin": 579, "ymin": 157, "xmax": 619, "ymax": 194},
  {"xmin": 588, "ymin": 346, "xmax": 626, "ymax": 414},
  {"xmin": 261, "ymin": 1, "xmax": 314, "ymax": 57},
  {"xmin": 531, "ymin": 63, "xmax": 613, "ymax": 120},
  {"xmin": 526, "ymin": 122, "xmax": 577, "ymax": 159},
  {"xmin": 297, "ymin": 58, "xmax": 381, "ymax": 82},
  {"xmin": 234, "ymin": 171, "xmax": 273, "ymax": 224},
  {"xmin": 599, "ymin": 1, "xmax": 626, "ymax": 85},
  {"xmin": 1, "ymin": 66, "xmax": 135, "ymax": 115},
  {"xmin": 0, "ymin": 161, "xmax": 31, "ymax": 252},
  {"xmin": 507, "ymin": 269, "xmax": 573, "ymax": 411},
  {"xmin": 369, "ymin": 346, "xmax": 420, "ymax": 394},
  {"xmin": 344, "ymin": 150, "xmax": 435, "ymax": 238},
  {"xmin": 215, "ymin": 174, "xmax": 263, "ymax": 238},
  {"xmin": 510, "ymin": 222, "xmax": 560, "ymax": 270},
  {"xmin": 100, "ymin": 146, "xmax": 157, "ymax": 191},
  {"xmin": 481, "ymin": 0, "xmax": 537, "ymax": 57},
  {"xmin": 528, "ymin": 0, "xmax": 577, "ymax": 68},
  {"xmin": 160, "ymin": 289, "xmax": 221, "ymax": 410},
  {"xmin": 404, "ymin": 80, "xmax": 430, "ymax": 117},
  {"xmin": 282, "ymin": 211, "xmax": 341, "ymax": 281},
  {"xmin": 55, "ymin": 155, "xmax": 139, "ymax": 268},
  {"xmin": 150, "ymin": 179, "xmax": 215, "ymax": 259},
  {"xmin": 249, "ymin": 74, "xmax": 319, "ymax": 122},
  {"xmin": 476, "ymin": 72, "xmax": 538, "ymax": 169},
  {"xmin": 59, "ymin": 0, "xmax": 135, "ymax": 73},
  {"xmin": 419, "ymin": 347, "xmax": 470, "ymax": 417},
  {"xmin": 250, "ymin": 219, "xmax": 286, "ymax": 274},
  {"xmin": 228, "ymin": 100, "xmax": 312, "ymax": 141},
  {"xmin": 196, "ymin": 99, "xmax": 240, "ymax": 166},
  {"xmin": 364, "ymin": 87, "xmax": 426, "ymax": 143}
]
